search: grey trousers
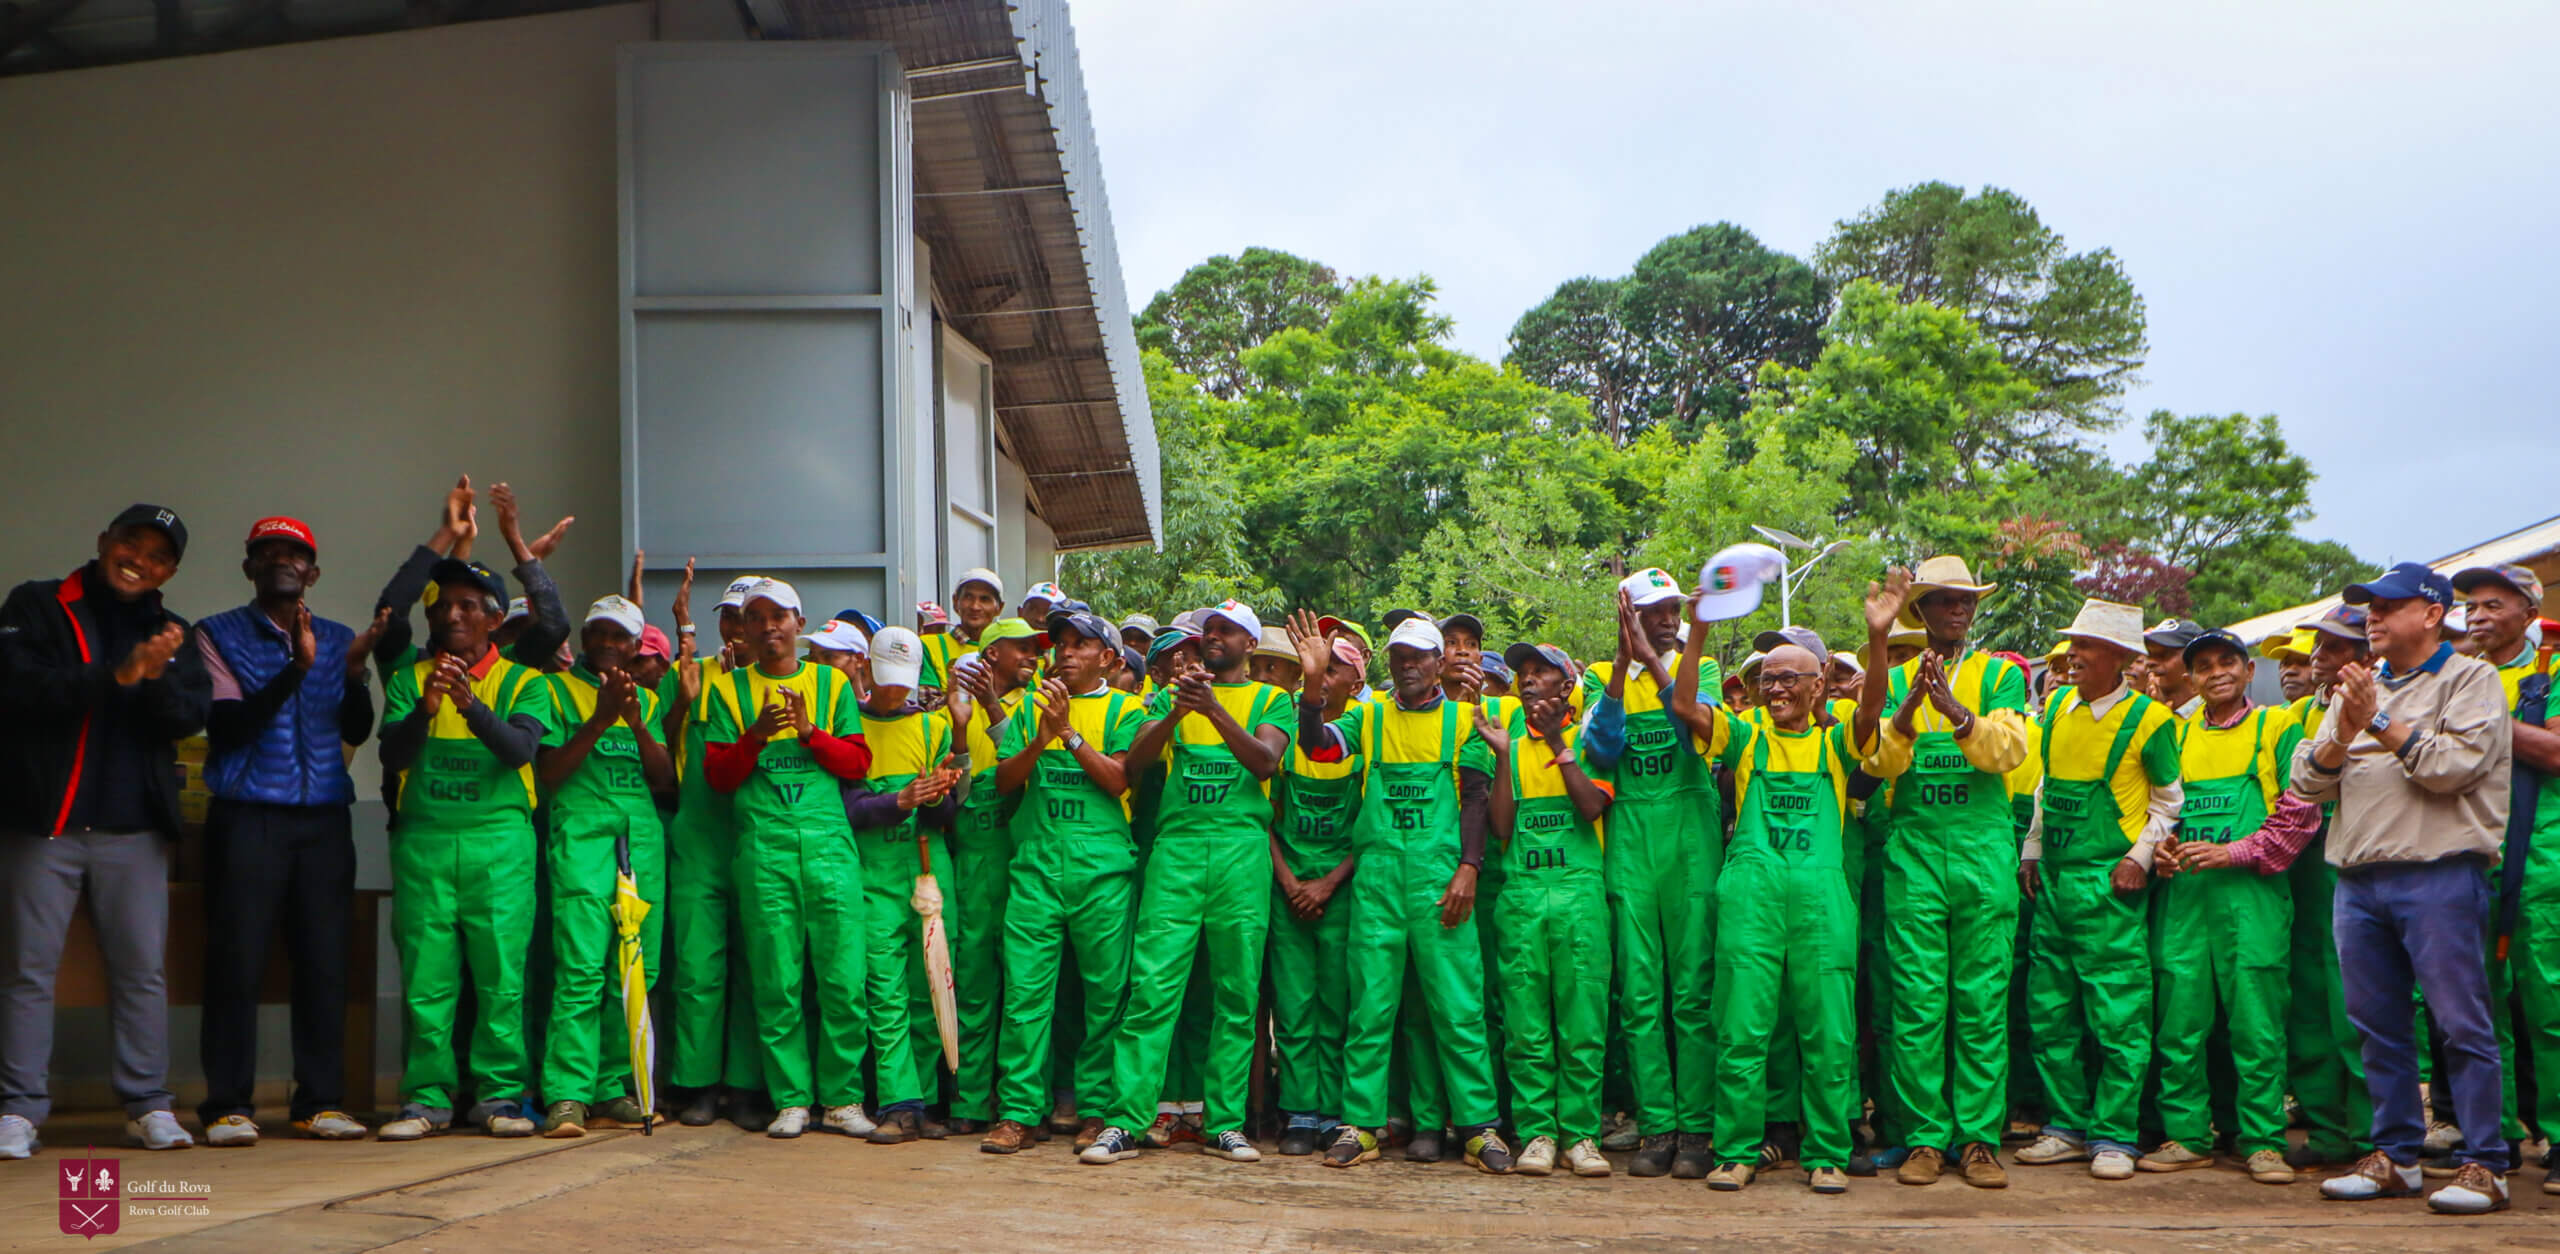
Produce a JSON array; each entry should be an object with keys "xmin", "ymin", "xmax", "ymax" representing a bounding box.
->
[{"xmin": 0, "ymin": 830, "xmax": 173, "ymax": 1123}]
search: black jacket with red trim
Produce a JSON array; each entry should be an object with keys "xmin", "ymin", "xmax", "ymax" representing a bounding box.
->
[{"xmin": 0, "ymin": 566, "xmax": 211, "ymax": 837}]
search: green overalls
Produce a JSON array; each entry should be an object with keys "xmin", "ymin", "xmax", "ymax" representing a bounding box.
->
[
  {"xmin": 2281, "ymin": 694, "xmax": 2371, "ymax": 1159},
  {"xmin": 1878, "ymin": 655, "xmax": 2024, "ymax": 1151},
  {"xmin": 706, "ymin": 662, "xmax": 868, "ymax": 1111},
  {"xmin": 1338, "ymin": 699, "xmax": 1499, "ymax": 1131},
  {"xmin": 1107, "ymin": 682, "xmax": 1293, "ymax": 1135},
  {"xmin": 661, "ymin": 659, "xmax": 763, "ymax": 1095},
  {"xmin": 1494, "ymin": 706, "xmax": 1612, "ymax": 1146},
  {"xmin": 383, "ymin": 651, "xmax": 554, "ymax": 1113},
  {"xmin": 2024, "ymin": 692, "xmax": 2164, "ymax": 1150},
  {"xmin": 2516, "ymin": 736, "xmax": 2560, "ymax": 1144},
  {"xmin": 947, "ymin": 688, "xmax": 1021, "ymax": 1123},
  {"xmin": 1580, "ymin": 662, "xmax": 1722, "ymax": 1137},
  {"xmin": 994, "ymin": 688, "xmax": 1143, "ymax": 1127},
  {"xmin": 1715, "ymin": 713, "xmax": 1861, "ymax": 1169},
  {"xmin": 855, "ymin": 705, "xmax": 955, "ymax": 1111},
  {"xmin": 1269, "ymin": 730, "xmax": 1363, "ymax": 1125},
  {"xmin": 2155, "ymin": 706, "xmax": 2295, "ymax": 1156},
  {"xmin": 538, "ymin": 666, "xmax": 666, "ymax": 1106}
]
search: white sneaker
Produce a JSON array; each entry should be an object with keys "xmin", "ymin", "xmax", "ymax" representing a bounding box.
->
[
  {"xmin": 0, "ymin": 1114, "xmax": 37, "ymax": 1159},
  {"xmin": 206, "ymin": 1115, "xmax": 258, "ymax": 1147},
  {"xmin": 2015, "ymin": 1133, "xmax": 2089, "ymax": 1165},
  {"xmin": 296, "ymin": 1111, "xmax": 367, "ymax": 1140},
  {"xmin": 2089, "ymin": 1150, "xmax": 2135, "ymax": 1180},
  {"xmin": 767, "ymin": 1106, "xmax": 810, "ymax": 1138},
  {"xmin": 2422, "ymin": 1120, "xmax": 2461, "ymax": 1154},
  {"xmin": 1210, "ymin": 1130, "xmax": 1261, "ymax": 1162},
  {"xmin": 378, "ymin": 1117, "xmax": 435, "ymax": 1141},
  {"xmin": 1079, "ymin": 1126, "xmax": 1139, "ymax": 1164},
  {"xmin": 127, "ymin": 1111, "xmax": 193, "ymax": 1150},
  {"xmin": 1565, "ymin": 1139, "xmax": 1611, "ymax": 1177},
  {"xmin": 822, "ymin": 1105, "xmax": 873, "ymax": 1137},
  {"xmin": 1514, "ymin": 1135, "xmax": 1558, "ymax": 1176},
  {"xmin": 484, "ymin": 1109, "xmax": 537, "ymax": 1138}
]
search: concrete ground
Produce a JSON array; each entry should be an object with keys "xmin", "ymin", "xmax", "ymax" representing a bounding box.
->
[{"xmin": 3, "ymin": 1114, "xmax": 2556, "ymax": 1253}]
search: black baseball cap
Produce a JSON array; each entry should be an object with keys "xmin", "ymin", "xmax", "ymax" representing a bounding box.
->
[
  {"xmin": 107, "ymin": 503, "xmax": 188, "ymax": 561},
  {"xmin": 1046, "ymin": 609, "xmax": 1117, "ymax": 644},
  {"xmin": 2143, "ymin": 618, "xmax": 2206, "ymax": 651},
  {"xmin": 427, "ymin": 557, "xmax": 507, "ymax": 606},
  {"xmin": 1437, "ymin": 612, "xmax": 1486, "ymax": 641},
  {"xmin": 1380, "ymin": 608, "xmax": 1425, "ymax": 632},
  {"xmin": 2180, "ymin": 627, "xmax": 2249, "ymax": 666}
]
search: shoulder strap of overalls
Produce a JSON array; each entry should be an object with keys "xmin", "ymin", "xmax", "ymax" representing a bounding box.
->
[
  {"xmin": 1973, "ymin": 654, "xmax": 2000, "ymax": 714},
  {"xmin": 1889, "ymin": 664, "xmax": 1910, "ymax": 712},
  {"xmin": 2097, "ymin": 694, "xmax": 2152, "ymax": 784},
  {"xmin": 1441, "ymin": 700, "xmax": 1462, "ymax": 792},
  {"xmin": 1357, "ymin": 700, "xmax": 1382, "ymax": 795},
  {"xmin": 2039, "ymin": 695, "xmax": 2062, "ymax": 768},
  {"xmin": 727, "ymin": 666, "xmax": 759, "ymax": 733}
]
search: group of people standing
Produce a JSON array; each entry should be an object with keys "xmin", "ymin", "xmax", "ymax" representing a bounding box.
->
[{"xmin": 0, "ymin": 483, "xmax": 2551, "ymax": 1219}]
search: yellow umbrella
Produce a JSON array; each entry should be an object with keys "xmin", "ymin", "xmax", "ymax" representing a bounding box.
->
[
  {"xmin": 911, "ymin": 833, "xmax": 961, "ymax": 1073},
  {"xmin": 614, "ymin": 829, "xmax": 657, "ymax": 1135}
]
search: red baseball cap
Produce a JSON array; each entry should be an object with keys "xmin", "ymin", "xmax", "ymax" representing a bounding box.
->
[
  {"xmin": 638, "ymin": 625, "xmax": 673, "ymax": 660},
  {"xmin": 246, "ymin": 516, "xmax": 317, "ymax": 556}
]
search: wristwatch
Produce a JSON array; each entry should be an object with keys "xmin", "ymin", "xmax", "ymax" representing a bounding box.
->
[
  {"xmin": 1062, "ymin": 731, "xmax": 1087, "ymax": 752},
  {"xmin": 2368, "ymin": 710, "xmax": 2392, "ymax": 737}
]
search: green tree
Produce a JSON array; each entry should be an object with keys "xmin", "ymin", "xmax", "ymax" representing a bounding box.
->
[
  {"xmin": 1061, "ymin": 352, "xmax": 1280, "ymax": 615},
  {"xmin": 1970, "ymin": 514, "xmax": 2093, "ymax": 653},
  {"xmin": 1503, "ymin": 277, "xmax": 1645, "ymax": 444},
  {"xmin": 1134, "ymin": 248, "xmax": 1343, "ymax": 400},
  {"xmin": 2186, "ymin": 534, "xmax": 2373, "ymax": 628},
  {"xmin": 1816, "ymin": 182, "xmax": 2147, "ymax": 435},
  {"xmin": 2124, "ymin": 409, "xmax": 2315, "ymax": 574}
]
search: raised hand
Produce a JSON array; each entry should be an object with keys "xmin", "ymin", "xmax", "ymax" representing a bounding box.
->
[
  {"xmin": 677, "ymin": 650, "xmax": 705, "ymax": 708},
  {"xmin": 746, "ymin": 695, "xmax": 788, "ymax": 742},
  {"xmin": 1286, "ymin": 608, "xmax": 1333, "ymax": 680},
  {"xmin": 1866, "ymin": 567, "xmax": 1912, "ymax": 638},
  {"xmin": 628, "ymin": 549, "xmax": 646, "ymax": 606},
  {"xmin": 671, "ymin": 558, "xmax": 697, "ymax": 632},
  {"xmin": 348, "ymin": 606, "xmax": 394, "ymax": 679},
  {"xmin": 528, "ymin": 514, "xmax": 574, "ymax": 562},
  {"xmin": 1527, "ymin": 695, "xmax": 1569, "ymax": 745},
  {"xmin": 1446, "ymin": 656, "xmax": 1484, "ymax": 701},
  {"xmin": 2332, "ymin": 663, "xmax": 2379, "ymax": 734},
  {"xmin": 1471, "ymin": 701, "xmax": 1512, "ymax": 757},
  {"xmin": 1038, "ymin": 678, "xmax": 1074, "ymax": 739}
]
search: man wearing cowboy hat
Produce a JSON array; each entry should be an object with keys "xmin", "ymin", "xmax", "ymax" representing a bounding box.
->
[
  {"xmin": 1861, "ymin": 556, "xmax": 2033, "ymax": 1188},
  {"xmin": 2012, "ymin": 598, "xmax": 2182, "ymax": 1182}
]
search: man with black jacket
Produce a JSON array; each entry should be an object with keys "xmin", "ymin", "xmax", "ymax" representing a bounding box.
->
[
  {"xmin": 194, "ymin": 517, "xmax": 381, "ymax": 1147},
  {"xmin": 0, "ymin": 504, "xmax": 213, "ymax": 1159}
]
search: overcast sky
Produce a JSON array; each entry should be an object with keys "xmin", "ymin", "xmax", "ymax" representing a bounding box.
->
[{"xmin": 1067, "ymin": 0, "xmax": 2558, "ymax": 567}]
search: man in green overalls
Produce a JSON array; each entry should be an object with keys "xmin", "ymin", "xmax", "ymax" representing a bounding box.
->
[
  {"xmin": 940, "ymin": 618, "xmax": 1044, "ymax": 1135},
  {"xmin": 978, "ymin": 610, "xmax": 1144, "ymax": 1155},
  {"xmin": 2273, "ymin": 603, "xmax": 2376, "ymax": 1168},
  {"xmin": 377, "ymin": 558, "xmax": 556, "ymax": 1140},
  {"xmin": 1861, "ymin": 556, "xmax": 2032, "ymax": 1188},
  {"xmin": 2013, "ymin": 598, "xmax": 2182, "ymax": 1181},
  {"xmin": 1084, "ymin": 601, "xmax": 1294, "ymax": 1166},
  {"xmin": 1481, "ymin": 641, "xmax": 1615, "ymax": 1179},
  {"xmin": 1269, "ymin": 630, "xmax": 1370, "ymax": 1156},
  {"xmin": 1576, "ymin": 567, "xmax": 1724, "ymax": 1179},
  {"xmin": 664, "ymin": 571, "xmax": 772, "ymax": 1131},
  {"xmin": 536, "ymin": 595, "xmax": 675, "ymax": 1137},
  {"xmin": 2144, "ymin": 627, "xmax": 2305, "ymax": 1182},
  {"xmin": 1288, "ymin": 611, "xmax": 1512, "ymax": 1175},
  {"xmin": 699, "ymin": 578, "xmax": 876, "ymax": 1139}
]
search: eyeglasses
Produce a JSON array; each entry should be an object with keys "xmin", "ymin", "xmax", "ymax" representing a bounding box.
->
[{"xmin": 1758, "ymin": 671, "xmax": 1819, "ymax": 687}]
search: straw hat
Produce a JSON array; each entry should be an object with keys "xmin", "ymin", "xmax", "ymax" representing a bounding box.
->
[
  {"xmin": 2057, "ymin": 599, "xmax": 2145, "ymax": 656},
  {"xmin": 1908, "ymin": 555, "xmax": 1999, "ymax": 598}
]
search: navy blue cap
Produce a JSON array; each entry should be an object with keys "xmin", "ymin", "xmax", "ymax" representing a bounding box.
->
[
  {"xmin": 1476, "ymin": 652, "xmax": 1513, "ymax": 684},
  {"xmin": 1117, "ymin": 644, "xmax": 1146, "ymax": 675},
  {"xmin": 1046, "ymin": 609, "xmax": 1117, "ymax": 643},
  {"xmin": 108, "ymin": 503, "xmax": 188, "ymax": 561},
  {"xmin": 2180, "ymin": 627, "xmax": 2249, "ymax": 666},
  {"xmin": 2343, "ymin": 562, "xmax": 2453, "ymax": 609},
  {"xmin": 1502, "ymin": 642, "xmax": 1574, "ymax": 678},
  {"xmin": 427, "ymin": 557, "xmax": 507, "ymax": 606}
]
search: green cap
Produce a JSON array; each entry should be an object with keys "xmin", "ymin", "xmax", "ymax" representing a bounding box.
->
[{"xmin": 978, "ymin": 617, "xmax": 1045, "ymax": 647}]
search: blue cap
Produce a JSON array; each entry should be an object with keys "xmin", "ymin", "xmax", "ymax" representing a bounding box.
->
[
  {"xmin": 2343, "ymin": 562, "xmax": 2453, "ymax": 609},
  {"xmin": 833, "ymin": 608, "xmax": 885, "ymax": 638},
  {"xmin": 1477, "ymin": 652, "xmax": 1512, "ymax": 684}
]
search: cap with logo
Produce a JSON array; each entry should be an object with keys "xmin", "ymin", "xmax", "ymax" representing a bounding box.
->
[
  {"xmin": 425, "ymin": 557, "xmax": 507, "ymax": 608},
  {"xmin": 2343, "ymin": 562, "xmax": 2453, "ymax": 609},
  {"xmin": 2452, "ymin": 562, "xmax": 2542, "ymax": 609},
  {"xmin": 584, "ymin": 594, "xmax": 646, "ymax": 638},
  {"xmin": 1046, "ymin": 609, "xmax": 1117, "ymax": 644},
  {"xmin": 2441, "ymin": 606, "xmax": 2469, "ymax": 637},
  {"xmin": 1020, "ymin": 581, "xmax": 1068, "ymax": 613},
  {"xmin": 245, "ymin": 516, "xmax": 316, "ymax": 557},
  {"xmin": 1477, "ymin": 651, "xmax": 1513, "ymax": 684},
  {"xmin": 801, "ymin": 618, "xmax": 869, "ymax": 654},
  {"xmin": 1385, "ymin": 617, "xmax": 1445, "ymax": 653},
  {"xmin": 502, "ymin": 598, "xmax": 530, "ymax": 626},
  {"xmin": 1619, "ymin": 567, "xmax": 1685, "ymax": 609},
  {"xmin": 915, "ymin": 602, "xmax": 951, "ymax": 632},
  {"xmin": 2179, "ymin": 626, "xmax": 2249, "ymax": 666},
  {"xmin": 1693, "ymin": 544, "xmax": 1786, "ymax": 623},
  {"xmin": 1502, "ymin": 641, "xmax": 1574, "ymax": 679},
  {"xmin": 742, "ymin": 578, "xmax": 802, "ymax": 615},
  {"xmin": 2308, "ymin": 603, "xmax": 2369, "ymax": 643},
  {"xmin": 869, "ymin": 626, "xmax": 925, "ymax": 688},
  {"xmin": 716, "ymin": 576, "xmax": 761, "ymax": 611},
  {"xmin": 109, "ymin": 503, "xmax": 189, "ymax": 561},
  {"xmin": 1117, "ymin": 644, "xmax": 1147, "ymax": 675},
  {"xmin": 1146, "ymin": 622, "xmax": 1203, "ymax": 667},
  {"xmin": 1316, "ymin": 616, "xmax": 1374, "ymax": 654},
  {"xmin": 1202, "ymin": 599, "xmax": 1265, "ymax": 642},
  {"xmin": 2143, "ymin": 618, "xmax": 2207, "ymax": 651}
]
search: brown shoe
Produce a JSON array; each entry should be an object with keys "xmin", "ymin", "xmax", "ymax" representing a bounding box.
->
[
  {"xmin": 1047, "ymin": 1099, "xmax": 1080, "ymax": 1136},
  {"xmin": 1959, "ymin": 1142, "xmax": 2010, "ymax": 1189},
  {"xmin": 1074, "ymin": 1116, "xmax": 1106, "ymax": 1151},
  {"xmin": 1898, "ymin": 1145, "xmax": 1944, "ymax": 1185},
  {"xmin": 980, "ymin": 1119, "xmax": 1035, "ymax": 1154},
  {"xmin": 2321, "ymin": 1149, "xmax": 2421, "ymax": 1199}
]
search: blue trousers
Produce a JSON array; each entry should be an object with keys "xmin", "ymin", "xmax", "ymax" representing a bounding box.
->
[{"xmin": 2334, "ymin": 858, "xmax": 2508, "ymax": 1169}]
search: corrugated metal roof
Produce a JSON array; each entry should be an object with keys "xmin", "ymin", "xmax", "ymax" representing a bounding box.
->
[
  {"xmin": 788, "ymin": 0, "xmax": 1160, "ymax": 552},
  {"xmin": 2225, "ymin": 512, "xmax": 2560, "ymax": 643}
]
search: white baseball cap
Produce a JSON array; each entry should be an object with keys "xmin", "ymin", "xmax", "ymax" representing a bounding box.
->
[
  {"xmin": 801, "ymin": 618, "xmax": 868, "ymax": 654},
  {"xmin": 1203, "ymin": 599, "xmax": 1264, "ymax": 641},
  {"xmin": 1385, "ymin": 617, "xmax": 1445, "ymax": 653},
  {"xmin": 1020, "ymin": 581, "xmax": 1067, "ymax": 611},
  {"xmin": 584, "ymin": 594, "xmax": 645, "ymax": 638},
  {"xmin": 1694, "ymin": 543, "xmax": 1787, "ymax": 623},
  {"xmin": 954, "ymin": 567, "xmax": 1006, "ymax": 603},
  {"xmin": 716, "ymin": 576, "xmax": 761, "ymax": 610},
  {"xmin": 502, "ymin": 597, "xmax": 530, "ymax": 626},
  {"xmin": 870, "ymin": 626, "xmax": 925, "ymax": 688},
  {"xmin": 742, "ymin": 578, "xmax": 801, "ymax": 615},
  {"xmin": 1618, "ymin": 567, "xmax": 1684, "ymax": 609}
]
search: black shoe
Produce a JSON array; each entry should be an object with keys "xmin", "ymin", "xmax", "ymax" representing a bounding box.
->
[
  {"xmin": 947, "ymin": 1117, "xmax": 987, "ymax": 1136},
  {"xmin": 732, "ymin": 1099, "xmax": 775, "ymax": 1133},
  {"xmin": 918, "ymin": 1114, "xmax": 950, "ymax": 1141},
  {"xmin": 1671, "ymin": 1132, "xmax": 1713, "ymax": 1180},
  {"xmin": 1629, "ymin": 1132, "xmax": 1676, "ymax": 1178},
  {"xmin": 2284, "ymin": 1143, "xmax": 2343, "ymax": 1169},
  {"xmin": 1406, "ymin": 1127, "xmax": 1445, "ymax": 1163},
  {"xmin": 676, "ymin": 1090, "xmax": 718, "ymax": 1128},
  {"xmin": 1278, "ymin": 1126, "xmax": 1322, "ymax": 1157},
  {"xmin": 1464, "ymin": 1127, "xmax": 1515, "ymax": 1175},
  {"xmin": 1846, "ymin": 1149, "xmax": 1877, "ymax": 1177}
]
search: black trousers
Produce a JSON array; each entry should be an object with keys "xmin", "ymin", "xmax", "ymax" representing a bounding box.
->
[{"xmin": 196, "ymin": 799, "xmax": 355, "ymax": 1123}]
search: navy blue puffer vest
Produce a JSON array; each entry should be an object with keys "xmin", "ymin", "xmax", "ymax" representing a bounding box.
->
[{"xmin": 200, "ymin": 605, "xmax": 357, "ymax": 807}]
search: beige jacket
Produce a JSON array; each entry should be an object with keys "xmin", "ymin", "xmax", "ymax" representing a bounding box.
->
[{"xmin": 2290, "ymin": 649, "xmax": 2512, "ymax": 867}]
